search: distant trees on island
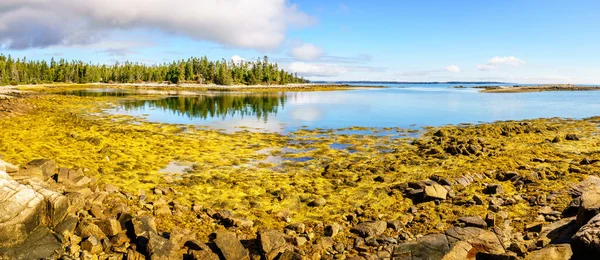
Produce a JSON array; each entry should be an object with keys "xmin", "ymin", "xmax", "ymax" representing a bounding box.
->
[{"xmin": 0, "ymin": 55, "xmax": 307, "ymax": 86}]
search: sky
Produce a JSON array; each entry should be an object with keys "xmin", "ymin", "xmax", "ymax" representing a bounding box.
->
[{"xmin": 1, "ymin": 0, "xmax": 599, "ymax": 83}]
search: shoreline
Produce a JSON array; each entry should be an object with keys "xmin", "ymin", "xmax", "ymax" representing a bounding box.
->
[
  {"xmin": 477, "ymin": 84, "xmax": 600, "ymax": 93},
  {"xmin": 3, "ymin": 82, "xmax": 384, "ymax": 93}
]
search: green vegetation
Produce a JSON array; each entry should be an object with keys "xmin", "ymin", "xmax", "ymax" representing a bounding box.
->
[{"xmin": 0, "ymin": 54, "xmax": 307, "ymax": 85}]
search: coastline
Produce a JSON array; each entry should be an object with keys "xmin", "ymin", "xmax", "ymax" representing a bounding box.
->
[{"xmin": 478, "ymin": 84, "xmax": 600, "ymax": 93}]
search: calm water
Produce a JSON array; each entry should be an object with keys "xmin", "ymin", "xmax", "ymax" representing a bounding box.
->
[{"xmin": 79, "ymin": 83, "xmax": 600, "ymax": 133}]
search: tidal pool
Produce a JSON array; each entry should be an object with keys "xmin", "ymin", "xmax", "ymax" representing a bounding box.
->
[{"xmin": 97, "ymin": 83, "xmax": 600, "ymax": 133}]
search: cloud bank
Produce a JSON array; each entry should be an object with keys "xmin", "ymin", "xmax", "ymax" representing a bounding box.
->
[
  {"xmin": 289, "ymin": 43, "xmax": 324, "ymax": 60},
  {"xmin": 0, "ymin": 0, "xmax": 315, "ymax": 50},
  {"xmin": 477, "ymin": 56, "xmax": 525, "ymax": 71}
]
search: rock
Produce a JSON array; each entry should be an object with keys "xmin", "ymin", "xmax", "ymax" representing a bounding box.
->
[
  {"xmin": 387, "ymin": 220, "xmax": 404, "ymax": 231},
  {"xmin": 13, "ymin": 165, "xmax": 43, "ymax": 179},
  {"xmin": 424, "ymin": 184, "xmax": 448, "ymax": 201},
  {"xmin": 111, "ymin": 232, "xmax": 130, "ymax": 246},
  {"xmin": 126, "ymin": 248, "xmax": 147, "ymax": 260},
  {"xmin": 95, "ymin": 219, "xmax": 122, "ymax": 237},
  {"xmin": 0, "ymin": 171, "xmax": 68, "ymax": 247},
  {"xmin": 76, "ymin": 220, "xmax": 107, "ymax": 240},
  {"xmin": 72, "ymin": 176, "xmax": 92, "ymax": 187},
  {"xmin": 148, "ymin": 232, "xmax": 174, "ymax": 259},
  {"xmin": 294, "ymin": 237, "xmax": 307, "ymax": 246},
  {"xmin": 314, "ymin": 237, "xmax": 335, "ymax": 250},
  {"xmin": 213, "ymin": 230, "xmax": 249, "ymax": 260},
  {"xmin": 572, "ymin": 213, "xmax": 600, "ymax": 256},
  {"xmin": 308, "ymin": 197, "xmax": 327, "ymax": 207},
  {"xmin": 445, "ymin": 227, "xmax": 506, "ymax": 255},
  {"xmin": 508, "ymin": 242, "xmax": 527, "ymax": 256},
  {"xmin": 577, "ymin": 187, "xmax": 600, "ymax": 228},
  {"xmin": 258, "ymin": 230, "xmax": 288, "ymax": 260},
  {"xmin": 57, "ymin": 167, "xmax": 82, "ymax": 184},
  {"xmin": 132, "ymin": 215, "xmax": 158, "ymax": 238},
  {"xmin": 524, "ymin": 244, "xmax": 573, "ymax": 260},
  {"xmin": 286, "ymin": 223, "xmax": 306, "ymax": 234},
  {"xmin": 457, "ymin": 216, "xmax": 487, "ymax": 228},
  {"xmin": 324, "ymin": 223, "xmax": 341, "ymax": 237},
  {"xmin": 565, "ymin": 134, "xmax": 579, "ymax": 141},
  {"xmin": 393, "ymin": 234, "xmax": 450, "ymax": 259},
  {"xmin": 55, "ymin": 215, "xmax": 79, "ymax": 236},
  {"xmin": 27, "ymin": 159, "xmax": 56, "ymax": 178},
  {"xmin": 485, "ymin": 184, "xmax": 504, "ymax": 195},
  {"xmin": 0, "ymin": 159, "xmax": 18, "ymax": 173},
  {"xmin": 0, "ymin": 227, "xmax": 62, "ymax": 259},
  {"xmin": 526, "ymin": 223, "xmax": 543, "ymax": 233},
  {"xmin": 350, "ymin": 221, "xmax": 387, "ymax": 238},
  {"xmin": 473, "ymin": 195, "xmax": 484, "ymax": 205},
  {"xmin": 81, "ymin": 235, "xmax": 103, "ymax": 254}
]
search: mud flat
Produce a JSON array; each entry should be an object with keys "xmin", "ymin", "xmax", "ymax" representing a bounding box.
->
[
  {"xmin": 479, "ymin": 84, "xmax": 600, "ymax": 93},
  {"xmin": 1, "ymin": 94, "xmax": 600, "ymax": 259}
]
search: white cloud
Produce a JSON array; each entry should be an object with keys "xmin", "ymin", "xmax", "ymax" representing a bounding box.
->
[
  {"xmin": 287, "ymin": 62, "xmax": 347, "ymax": 77},
  {"xmin": 477, "ymin": 56, "xmax": 525, "ymax": 71},
  {"xmin": 0, "ymin": 0, "xmax": 315, "ymax": 50},
  {"xmin": 289, "ymin": 43, "xmax": 324, "ymax": 60},
  {"xmin": 230, "ymin": 55, "xmax": 245, "ymax": 64},
  {"xmin": 445, "ymin": 65, "xmax": 461, "ymax": 73}
]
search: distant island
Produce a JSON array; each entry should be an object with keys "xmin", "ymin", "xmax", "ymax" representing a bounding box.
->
[{"xmin": 313, "ymin": 81, "xmax": 511, "ymax": 84}]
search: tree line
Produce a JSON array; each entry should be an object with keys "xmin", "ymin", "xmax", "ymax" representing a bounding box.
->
[{"xmin": 0, "ymin": 54, "xmax": 308, "ymax": 85}]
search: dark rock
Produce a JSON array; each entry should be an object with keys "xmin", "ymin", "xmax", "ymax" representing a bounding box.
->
[
  {"xmin": 324, "ymin": 223, "xmax": 341, "ymax": 237},
  {"xmin": 0, "ymin": 227, "xmax": 62, "ymax": 259},
  {"xmin": 562, "ymin": 197, "xmax": 581, "ymax": 217},
  {"xmin": 565, "ymin": 134, "xmax": 579, "ymax": 141},
  {"xmin": 525, "ymin": 223, "xmax": 543, "ymax": 233},
  {"xmin": 485, "ymin": 184, "xmax": 504, "ymax": 195}
]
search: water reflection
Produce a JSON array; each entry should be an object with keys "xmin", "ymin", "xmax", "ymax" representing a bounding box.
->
[
  {"xmin": 58, "ymin": 89, "xmax": 135, "ymax": 97},
  {"xmin": 120, "ymin": 93, "xmax": 287, "ymax": 121}
]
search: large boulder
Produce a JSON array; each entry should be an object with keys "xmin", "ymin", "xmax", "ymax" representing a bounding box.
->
[
  {"xmin": 571, "ymin": 213, "xmax": 600, "ymax": 256},
  {"xmin": 0, "ymin": 170, "xmax": 68, "ymax": 248},
  {"xmin": 576, "ymin": 188, "xmax": 600, "ymax": 228}
]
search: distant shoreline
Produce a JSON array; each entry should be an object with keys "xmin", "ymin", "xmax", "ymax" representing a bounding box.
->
[{"xmin": 476, "ymin": 84, "xmax": 600, "ymax": 93}]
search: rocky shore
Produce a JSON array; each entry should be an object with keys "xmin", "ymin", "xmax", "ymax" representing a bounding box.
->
[
  {"xmin": 3, "ymin": 149, "xmax": 600, "ymax": 259},
  {"xmin": 477, "ymin": 84, "xmax": 600, "ymax": 93}
]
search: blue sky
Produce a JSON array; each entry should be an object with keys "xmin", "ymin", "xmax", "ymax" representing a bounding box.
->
[{"xmin": 1, "ymin": 0, "xmax": 599, "ymax": 83}]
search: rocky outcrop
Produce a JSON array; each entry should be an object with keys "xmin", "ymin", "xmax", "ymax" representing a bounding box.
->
[{"xmin": 0, "ymin": 160, "xmax": 68, "ymax": 248}]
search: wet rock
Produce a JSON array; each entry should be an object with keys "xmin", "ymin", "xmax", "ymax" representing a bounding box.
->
[
  {"xmin": 258, "ymin": 230, "xmax": 288, "ymax": 260},
  {"xmin": 424, "ymin": 184, "xmax": 447, "ymax": 201},
  {"xmin": 213, "ymin": 230, "xmax": 249, "ymax": 260},
  {"xmin": 350, "ymin": 221, "xmax": 387, "ymax": 238},
  {"xmin": 457, "ymin": 216, "xmax": 487, "ymax": 229}
]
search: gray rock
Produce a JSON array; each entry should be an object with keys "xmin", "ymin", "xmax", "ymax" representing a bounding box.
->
[
  {"xmin": 350, "ymin": 221, "xmax": 387, "ymax": 238},
  {"xmin": 148, "ymin": 232, "xmax": 174, "ymax": 259},
  {"xmin": 485, "ymin": 184, "xmax": 504, "ymax": 195},
  {"xmin": 214, "ymin": 230, "xmax": 249, "ymax": 260}
]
